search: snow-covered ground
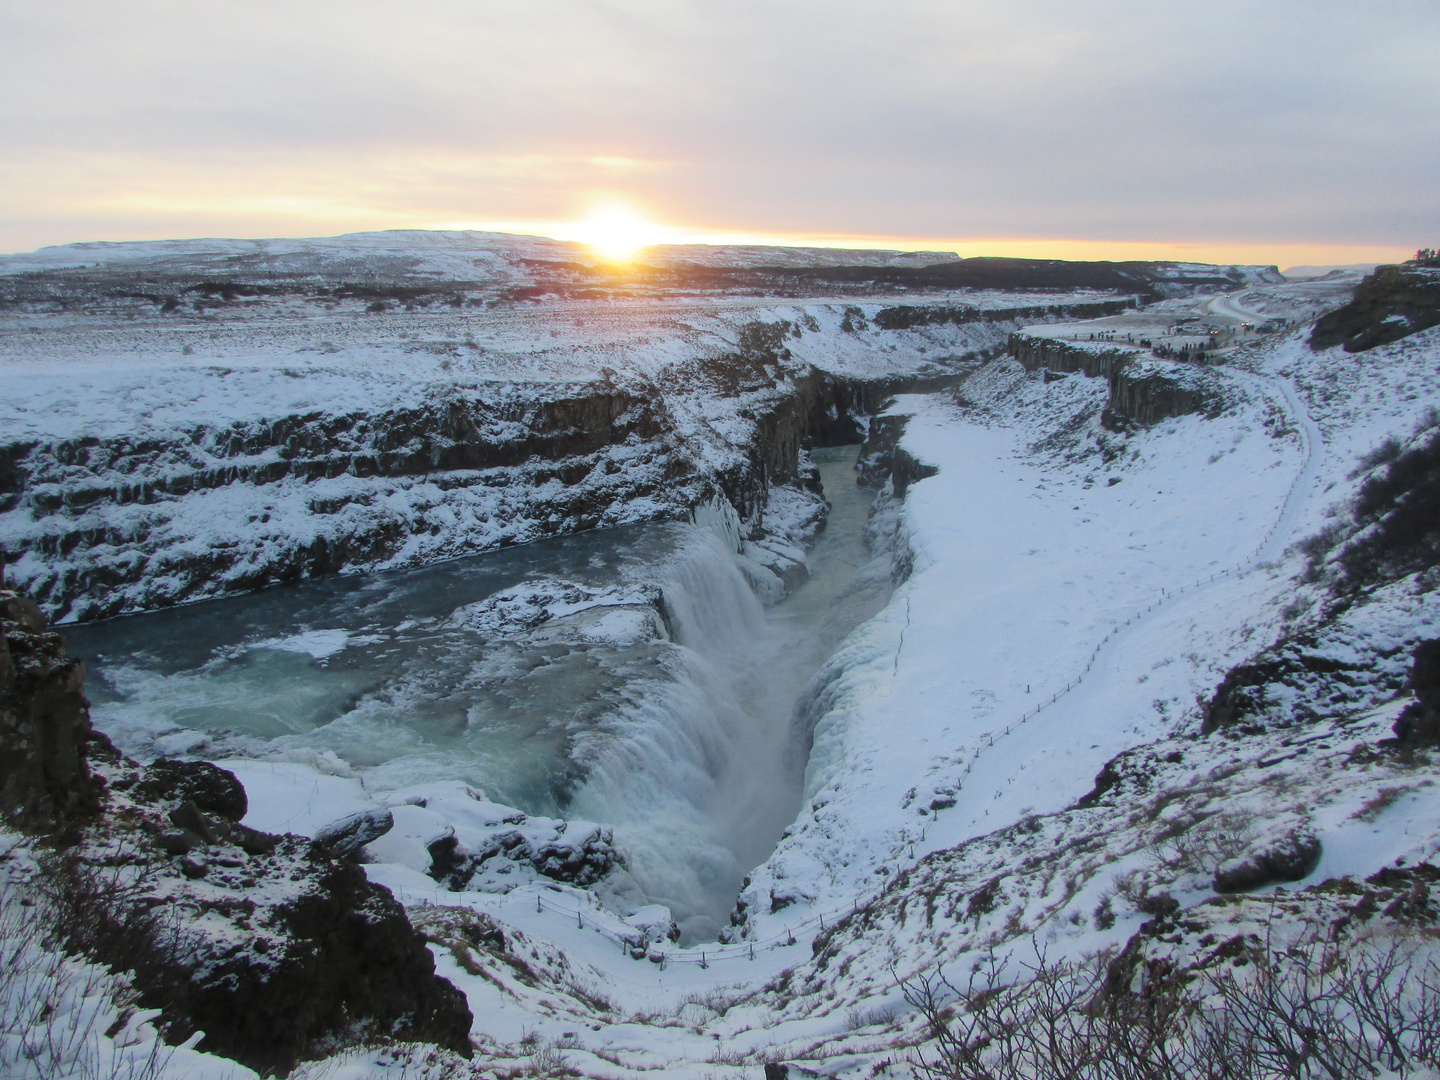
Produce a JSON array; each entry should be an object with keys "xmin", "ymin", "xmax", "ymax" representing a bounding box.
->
[
  {"xmin": 6, "ymin": 238, "xmax": 1440, "ymax": 1077},
  {"xmin": 305, "ymin": 293, "xmax": 1438, "ymax": 1077}
]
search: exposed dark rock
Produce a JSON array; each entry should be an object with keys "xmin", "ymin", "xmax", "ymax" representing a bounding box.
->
[
  {"xmin": 1202, "ymin": 632, "xmax": 1373, "ymax": 735},
  {"xmin": 1104, "ymin": 361, "xmax": 1222, "ymax": 428},
  {"xmin": 1213, "ymin": 831, "xmax": 1322, "ymax": 892},
  {"xmin": 1, "ymin": 582, "xmax": 473, "ymax": 1073},
  {"xmin": 1108, "ymin": 864, "xmax": 1440, "ymax": 999},
  {"xmin": 156, "ymin": 830, "xmax": 201, "ymax": 855},
  {"xmin": 58, "ymin": 771, "xmax": 475, "ymax": 1075},
  {"xmin": 1394, "ymin": 639, "xmax": 1440, "ymax": 744},
  {"xmin": 135, "ymin": 758, "xmax": 248, "ymax": 820},
  {"xmin": 855, "ymin": 412, "xmax": 938, "ymax": 495},
  {"xmin": 725, "ymin": 256, "xmax": 1275, "ymax": 300},
  {"xmin": 856, "ymin": 413, "xmax": 910, "ymax": 486},
  {"xmin": 233, "ymin": 822, "xmax": 279, "ymax": 856},
  {"xmin": 168, "ymin": 798, "xmax": 229, "ymax": 844},
  {"xmin": 427, "ymin": 834, "xmax": 475, "ymax": 891},
  {"xmin": 1009, "ymin": 334, "xmax": 1219, "ymax": 427},
  {"xmin": 315, "ymin": 807, "xmax": 395, "ymax": 859},
  {"xmin": 1009, "ymin": 334, "xmax": 1133, "ymax": 380},
  {"xmin": 873, "ymin": 298, "xmax": 1132, "ymax": 332},
  {"xmin": 0, "ymin": 586, "xmax": 101, "ymax": 822},
  {"xmin": 1077, "ymin": 758, "xmax": 1124, "ymax": 807},
  {"xmin": 425, "ymin": 823, "xmax": 623, "ymax": 891},
  {"xmin": 1310, "ymin": 263, "xmax": 1440, "ymax": 352}
]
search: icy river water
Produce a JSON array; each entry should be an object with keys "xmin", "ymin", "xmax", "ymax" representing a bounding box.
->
[{"xmin": 66, "ymin": 446, "xmax": 890, "ymax": 939}]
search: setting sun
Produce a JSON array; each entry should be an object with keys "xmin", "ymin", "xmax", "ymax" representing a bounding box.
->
[{"xmin": 568, "ymin": 207, "xmax": 665, "ymax": 262}]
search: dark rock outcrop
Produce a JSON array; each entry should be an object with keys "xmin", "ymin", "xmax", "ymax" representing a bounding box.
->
[
  {"xmin": 1201, "ymin": 625, "xmax": 1383, "ymax": 736},
  {"xmin": 52, "ymin": 814, "xmax": 475, "ymax": 1075},
  {"xmin": 1008, "ymin": 334, "xmax": 1220, "ymax": 428},
  {"xmin": 1009, "ymin": 334, "xmax": 1134, "ymax": 380},
  {"xmin": 425, "ymin": 822, "xmax": 622, "ymax": 892},
  {"xmin": 855, "ymin": 412, "xmax": 938, "ymax": 495},
  {"xmin": 1103, "ymin": 360, "xmax": 1222, "ymax": 428},
  {"xmin": 1213, "ymin": 831, "xmax": 1322, "ymax": 892},
  {"xmin": 1310, "ymin": 263, "xmax": 1440, "ymax": 353},
  {"xmin": 316, "ymin": 807, "xmax": 396, "ymax": 859},
  {"xmin": 0, "ymin": 586, "xmax": 473, "ymax": 1073},
  {"xmin": 1394, "ymin": 639, "xmax": 1440, "ymax": 744},
  {"xmin": 133, "ymin": 758, "xmax": 248, "ymax": 820},
  {"xmin": 872, "ymin": 298, "xmax": 1132, "ymax": 331},
  {"xmin": 0, "ymin": 585, "xmax": 101, "ymax": 822}
]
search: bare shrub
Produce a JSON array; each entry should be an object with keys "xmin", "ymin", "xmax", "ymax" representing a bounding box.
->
[
  {"xmin": 1150, "ymin": 812, "xmax": 1257, "ymax": 876},
  {"xmin": 35, "ymin": 852, "xmax": 173, "ymax": 989},
  {"xmin": 527, "ymin": 1039, "xmax": 567, "ymax": 1076},
  {"xmin": 0, "ymin": 874, "xmax": 176, "ymax": 1080},
  {"xmin": 845, "ymin": 1001, "xmax": 901, "ymax": 1031},
  {"xmin": 904, "ymin": 935, "xmax": 1440, "ymax": 1080},
  {"xmin": 707, "ymin": 1044, "xmax": 751, "ymax": 1066}
]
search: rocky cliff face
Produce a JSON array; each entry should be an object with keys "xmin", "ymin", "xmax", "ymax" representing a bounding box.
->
[
  {"xmin": 1008, "ymin": 333, "xmax": 1219, "ymax": 427},
  {"xmin": 0, "ymin": 581, "xmax": 100, "ymax": 822},
  {"xmin": 3, "ymin": 379, "xmax": 689, "ymax": 621},
  {"xmin": 1, "ymin": 321, "xmax": 987, "ymax": 622},
  {"xmin": 1310, "ymin": 263, "xmax": 1440, "ymax": 352},
  {"xmin": 0, "ymin": 586, "xmax": 475, "ymax": 1074},
  {"xmin": 1104, "ymin": 359, "xmax": 1222, "ymax": 427},
  {"xmin": 1009, "ymin": 333, "xmax": 1134, "ymax": 380}
]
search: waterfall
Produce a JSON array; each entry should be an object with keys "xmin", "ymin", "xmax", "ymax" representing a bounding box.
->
[
  {"xmin": 566, "ymin": 526, "xmax": 799, "ymax": 941},
  {"xmin": 70, "ymin": 449, "xmax": 886, "ymax": 945},
  {"xmin": 691, "ymin": 494, "xmax": 745, "ymax": 554}
]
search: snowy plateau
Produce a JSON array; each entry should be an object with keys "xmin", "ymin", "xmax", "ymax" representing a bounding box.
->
[{"xmin": 3, "ymin": 232, "xmax": 1440, "ymax": 1080}]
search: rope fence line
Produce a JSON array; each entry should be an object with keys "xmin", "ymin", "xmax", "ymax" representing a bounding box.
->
[
  {"xmin": 938, "ymin": 368, "xmax": 1317, "ymax": 802},
  {"xmin": 521, "ymin": 887, "xmax": 886, "ymax": 968}
]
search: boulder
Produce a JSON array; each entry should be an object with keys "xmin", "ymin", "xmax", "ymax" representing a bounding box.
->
[
  {"xmin": 315, "ymin": 807, "xmax": 395, "ymax": 859},
  {"xmin": 1310, "ymin": 263, "xmax": 1440, "ymax": 353},
  {"xmin": 1214, "ymin": 831, "xmax": 1322, "ymax": 893},
  {"xmin": 134, "ymin": 758, "xmax": 248, "ymax": 820},
  {"xmin": 1394, "ymin": 639, "xmax": 1440, "ymax": 744},
  {"xmin": 0, "ymin": 584, "xmax": 474, "ymax": 1072},
  {"xmin": 57, "ymin": 775, "xmax": 475, "ymax": 1075}
]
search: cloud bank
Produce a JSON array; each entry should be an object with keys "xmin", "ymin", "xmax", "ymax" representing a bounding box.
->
[{"xmin": 1, "ymin": 0, "xmax": 1435, "ymax": 258}]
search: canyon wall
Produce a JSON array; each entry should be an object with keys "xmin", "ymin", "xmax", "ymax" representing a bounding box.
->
[
  {"xmin": 1, "ymin": 343, "xmax": 943, "ymax": 622},
  {"xmin": 1008, "ymin": 333, "xmax": 1219, "ymax": 427}
]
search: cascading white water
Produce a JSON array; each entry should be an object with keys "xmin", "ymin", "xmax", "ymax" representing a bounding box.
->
[
  {"xmin": 66, "ymin": 446, "xmax": 891, "ymax": 943},
  {"xmin": 567, "ymin": 529, "xmax": 797, "ymax": 939}
]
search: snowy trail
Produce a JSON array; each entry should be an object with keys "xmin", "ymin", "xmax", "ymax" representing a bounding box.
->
[{"xmin": 910, "ymin": 361, "xmax": 1325, "ymax": 853}]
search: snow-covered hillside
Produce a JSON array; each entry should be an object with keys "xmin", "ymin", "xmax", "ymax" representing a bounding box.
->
[
  {"xmin": 1, "ymin": 232, "xmax": 1157, "ymax": 622},
  {"xmin": 5, "ymin": 237, "xmax": 1440, "ymax": 1079}
]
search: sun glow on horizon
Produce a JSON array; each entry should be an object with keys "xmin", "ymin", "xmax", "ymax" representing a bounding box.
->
[
  {"xmin": 560, "ymin": 207, "xmax": 668, "ymax": 262},
  {"xmin": 434, "ymin": 214, "xmax": 1412, "ymax": 273}
]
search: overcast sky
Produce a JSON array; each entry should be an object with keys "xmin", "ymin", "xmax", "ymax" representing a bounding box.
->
[{"xmin": 1, "ymin": 0, "xmax": 1436, "ymax": 263}]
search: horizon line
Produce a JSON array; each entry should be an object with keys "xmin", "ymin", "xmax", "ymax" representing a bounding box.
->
[{"xmin": 5, "ymin": 220, "xmax": 1415, "ymax": 272}]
